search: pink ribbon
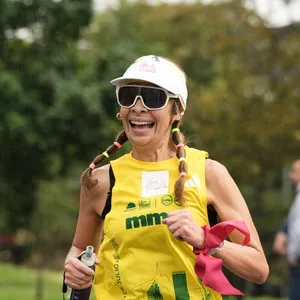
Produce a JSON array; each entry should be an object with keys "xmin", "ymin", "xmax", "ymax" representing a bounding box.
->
[{"xmin": 193, "ymin": 220, "xmax": 250, "ymax": 295}]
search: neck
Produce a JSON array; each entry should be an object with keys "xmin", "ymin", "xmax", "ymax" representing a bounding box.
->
[{"xmin": 131, "ymin": 139, "xmax": 176, "ymax": 162}]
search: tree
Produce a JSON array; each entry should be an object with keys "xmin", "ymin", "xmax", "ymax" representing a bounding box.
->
[{"xmin": 0, "ymin": 0, "xmax": 93, "ymax": 230}]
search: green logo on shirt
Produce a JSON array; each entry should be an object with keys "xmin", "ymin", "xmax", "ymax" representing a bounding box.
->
[{"xmin": 125, "ymin": 212, "xmax": 167, "ymax": 229}]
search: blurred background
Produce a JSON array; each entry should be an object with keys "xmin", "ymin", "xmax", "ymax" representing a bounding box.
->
[{"xmin": 1, "ymin": 0, "xmax": 300, "ymax": 299}]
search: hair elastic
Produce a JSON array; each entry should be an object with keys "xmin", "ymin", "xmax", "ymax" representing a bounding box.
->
[
  {"xmin": 114, "ymin": 141, "xmax": 121, "ymax": 149},
  {"xmin": 179, "ymin": 157, "xmax": 186, "ymax": 162},
  {"xmin": 89, "ymin": 163, "xmax": 96, "ymax": 170},
  {"xmin": 180, "ymin": 172, "xmax": 186, "ymax": 177},
  {"xmin": 176, "ymin": 143, "xmax": 184, "ymax": 149},
  {"xmin": 102, "ymin": 151, "xmax": 109, "ymax": 158},
  {"xmin": 171, "ymin": 128, "xmax": 180, "ymax": 134}
]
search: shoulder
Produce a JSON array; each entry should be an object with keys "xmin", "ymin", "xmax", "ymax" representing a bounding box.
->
[
  {"xmin": 91, "ymin": 164, "xmax": 111, "ymax": 188},
  {"xmin": 81, "ymin": 164, "xmax": 111, "ymax": 211},
  {"xmin": 205, "ymin": 159, "xmax": 237, "ymax": 207},
  {"xmin": 205, "ymin": 158, "xmax": 229, "ymax": 183}
]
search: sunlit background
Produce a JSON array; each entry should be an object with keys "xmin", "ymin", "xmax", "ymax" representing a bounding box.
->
[{"xmin": 98, "ymin": 0, "xmax": 300, "ymax": 26}]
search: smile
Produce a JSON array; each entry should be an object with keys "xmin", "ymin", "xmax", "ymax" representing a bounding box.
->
[{"xmin": 129, "ymin": 120, "xmax": 154, "ymax": 128}]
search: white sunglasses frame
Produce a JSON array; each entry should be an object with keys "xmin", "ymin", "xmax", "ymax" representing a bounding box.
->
[{"xmin": 116, "ymin": 85, "xmax": 179, "ymax": 111}]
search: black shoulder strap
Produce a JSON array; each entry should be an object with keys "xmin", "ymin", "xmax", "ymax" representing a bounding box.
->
[
  {"xmin": 101, "ymin": 164, "xmax": 115, "ymax": 220},
  {"xmin": 207, "ymin": 205, "xmax": 219, "ymax": 226}
]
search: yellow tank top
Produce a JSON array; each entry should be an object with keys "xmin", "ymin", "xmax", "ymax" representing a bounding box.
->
[{"xmin": 94, "ymin": 146, "xmax": 222, "ymax": 300}]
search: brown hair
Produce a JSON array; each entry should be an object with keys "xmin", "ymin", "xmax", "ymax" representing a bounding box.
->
[{"xmin": 81, "ymin": 101, "xmax": 187, "ymax": 206}]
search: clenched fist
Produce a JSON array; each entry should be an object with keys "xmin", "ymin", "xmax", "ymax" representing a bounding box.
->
[{"xmin": 162, "ymin": 208, "xmax": 205, "ymax": 249}]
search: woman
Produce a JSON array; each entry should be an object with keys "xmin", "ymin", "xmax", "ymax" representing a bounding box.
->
[{"xmin": 63, "ymin": 55, "xmax": 269, "ymax": 299}]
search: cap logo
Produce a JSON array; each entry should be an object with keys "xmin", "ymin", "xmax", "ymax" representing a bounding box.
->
[{"xmin": 138, "ymin": 62, "xmax": 157, "ymax": 73}]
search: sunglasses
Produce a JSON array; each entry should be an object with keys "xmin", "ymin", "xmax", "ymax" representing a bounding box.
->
[{"xmin": 116, "ymin": 85, "xmax": 179, "ymax": 110}]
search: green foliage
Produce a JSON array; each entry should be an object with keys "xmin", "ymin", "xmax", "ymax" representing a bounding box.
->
[
  {"xmin": 31, "ymin": 171, "xmax": 80, "ymax": 263},
  {"xmin": 0, "ymin": 0, "xmax": 94, "ymax": 230}
]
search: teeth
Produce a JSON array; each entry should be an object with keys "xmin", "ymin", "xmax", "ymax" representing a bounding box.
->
[{"xmin": 131, "ymin": 121, "xmax": 153, "ymax": 125}]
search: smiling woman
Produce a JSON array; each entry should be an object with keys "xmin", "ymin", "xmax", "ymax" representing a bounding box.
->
[{"xmin": 63, "ymin": 55, "xmax": 269, "ymax": 300}]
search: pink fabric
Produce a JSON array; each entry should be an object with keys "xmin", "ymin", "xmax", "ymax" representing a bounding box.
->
[{"xmin": 193, "ymin": 220, "xmax": 250, "ymax": 295}]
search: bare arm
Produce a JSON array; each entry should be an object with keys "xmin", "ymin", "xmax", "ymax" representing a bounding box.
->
[
  {"xmin": 206, "ymin": 159, "xmax": 269, "ymax": 284},
  {"xmin": 273, "ymin": 231, "xmax": 287, "ymax": 256},
  {"xmin": 64, "ymin": 165, "xmax": 110, "ymax": 289}
]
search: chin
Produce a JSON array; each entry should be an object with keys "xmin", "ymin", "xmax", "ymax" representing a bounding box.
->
[{"xmin": 130, "ymin": 137, "xmax": 153, "ymax": 147}]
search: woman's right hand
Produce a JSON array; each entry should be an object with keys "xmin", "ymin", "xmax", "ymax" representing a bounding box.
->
[{"xmin": 64, "ymin": 254, "xmax": 98, "ymax": 290}]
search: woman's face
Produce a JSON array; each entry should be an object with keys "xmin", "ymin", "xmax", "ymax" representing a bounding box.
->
[{"xmin": 118, "ymin": 84, "xmax": 180, "ymax": 148}]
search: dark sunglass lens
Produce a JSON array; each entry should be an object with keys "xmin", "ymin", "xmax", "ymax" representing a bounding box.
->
[
  {"xmin": 118, "ymin": 87, "xmax": 137, "ymax": 106},
  {"xmin": 142, "ymin": 88, "xmax": 167, "ymax": 109}
]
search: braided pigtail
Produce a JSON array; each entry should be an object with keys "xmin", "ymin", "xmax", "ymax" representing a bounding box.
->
[
  {"xmin": 81, "ymin": 130, "xmax": 128, "ymax": 188},
  {"xmin": 171, "ymin": 120, "xmax": 187, "ymax": 206}
]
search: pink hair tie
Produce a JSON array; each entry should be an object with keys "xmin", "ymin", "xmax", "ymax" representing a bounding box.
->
[
  {"xmin": 114, "ymin": 141, "xmax": 122, "ymax": 148},
  {"xmin": 180, "ymin": 172, "xmax": 186, "ymax": 177},
  {"xmin": 89, "ymin": 163, "xmax": 96, "ymax": 170},
  {"xmin": 176, "ymin": 143, "xmax": 185, "ymax": 148}
]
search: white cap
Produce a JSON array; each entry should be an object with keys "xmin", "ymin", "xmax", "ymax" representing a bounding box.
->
[{"xmin": 110, "ymin": 55, "xmax": 188, "ymax": 111}]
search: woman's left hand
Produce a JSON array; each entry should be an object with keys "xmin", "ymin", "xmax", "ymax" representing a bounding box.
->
[{"xmin": 162, "ymin": 208, "xmax": 205, "ymax": 249}]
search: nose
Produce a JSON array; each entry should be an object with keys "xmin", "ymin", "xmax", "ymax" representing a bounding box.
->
[{"xmin": 131, "ymin": 96, "xmax": 147, "ymax": 112}]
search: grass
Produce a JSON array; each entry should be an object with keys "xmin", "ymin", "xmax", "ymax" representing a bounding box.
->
[
  {"xmin": 0, "ymin": 263, "xmax": 286, "ymax": 300},
  {"xmin": 0, "ymin": 263, "xmax": 96, "ymax": 300}
]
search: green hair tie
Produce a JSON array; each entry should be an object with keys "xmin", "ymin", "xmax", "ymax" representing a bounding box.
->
[
  {"xmin": 179, "ymin": 157, "xmax": 185, "ymax": 162},
  {"xmin": 102, "ymin": 151, "xmax": 109, "ymax": 158},
  {"xmin": 171, "ymin": 128, "xmax": 180, "ymax": 133}
]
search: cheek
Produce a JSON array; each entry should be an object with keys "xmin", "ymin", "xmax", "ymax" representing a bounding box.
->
[
  {"xmin": 156, "ymin": 113, "xmax": 175, "ymax": 130},
  {"xmin": 153, "ymin": 111, "xmax": 171, "ymax": 123},
  {"xmin": 120, "ymin": 107, "xmax": 129, "ymax": 118},
  {"xmin": 156, "ymin": 104, "xmax": 174, "ymax": 120}
]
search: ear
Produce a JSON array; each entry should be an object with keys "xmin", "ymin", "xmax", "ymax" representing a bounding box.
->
[
  {"xmin": 172, "ymin": 101, "xmax": 184, "ymax": 119},
  {"xmin": 172, "ymin": 113, "xmax": 181, "ymax": 121}
]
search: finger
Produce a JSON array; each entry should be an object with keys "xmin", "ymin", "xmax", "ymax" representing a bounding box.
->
[
  {"xmin": 166, "ymin": 208, "xmax": 190, "ymax": 217},
  {"xmin": 172, "ymin": 226, "xmax": 189, "ymax": 241},
  {"xmin": 163, "ymin": 213, "xmax": 188, "ymax": 225},
  {"xmin": 65, "ymin": 277, "xmax": 93, "ymax": 290},
  {"xmin": 74, "ymin": 260, "xmax": 95, "ymax": 276},
  {"xmin": 167, "ymin": 221, "xmax": 183, "ymax": 234},
  {"xmin": 65, "ymin": 267, "xmax": 92, "ymax": 283},
  {"xmin": 65, "ymin": 267, "xmax": 93, "ymax": 287},
  {"xmin": 65, "ymin": 263, "xmax": 94, "ymax": 285},
  {"xmin": 164, "ymin": 213, "xmax": 193, "ymax": 228},
  {"xmin": 167, "ymin": 217, "xmax": 191, "ymax": 232}
]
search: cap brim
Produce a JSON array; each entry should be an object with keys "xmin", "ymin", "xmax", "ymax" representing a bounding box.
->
[
  {"xmin": 111, "ymin": 75, "xmax": 175, "ymax": 94},
  {"xmin": 110, "ymin": 77, "xmax": 145, "ymax": 86}
]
